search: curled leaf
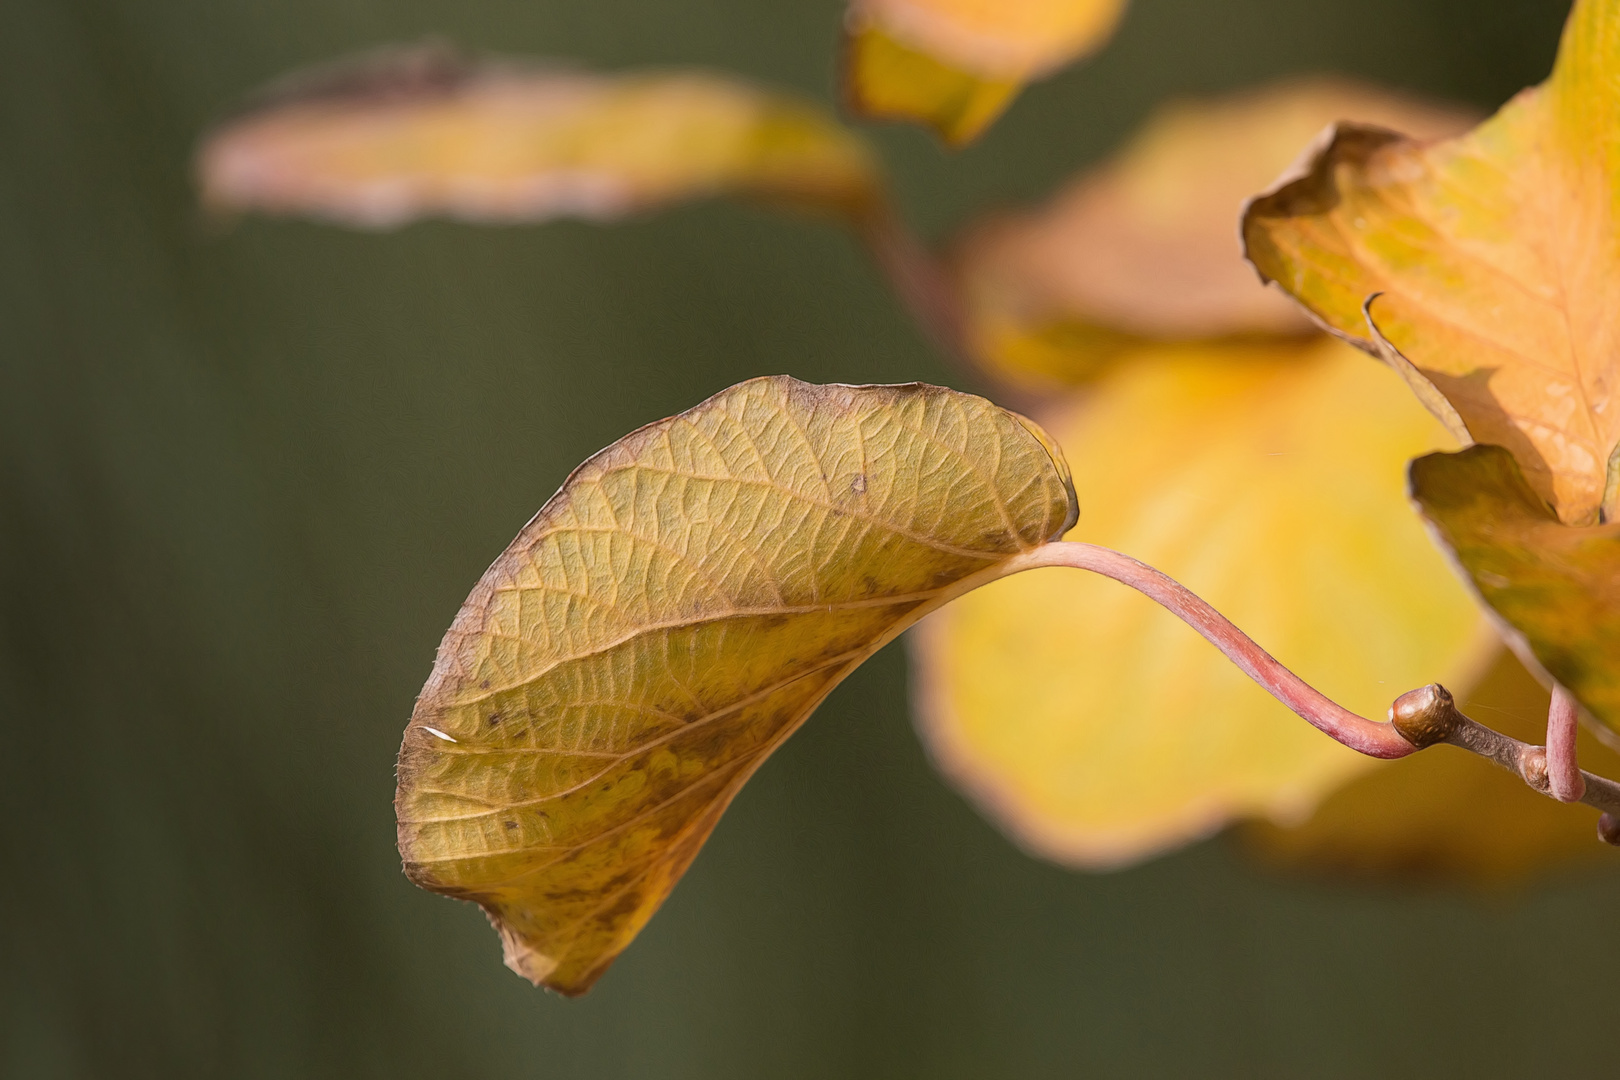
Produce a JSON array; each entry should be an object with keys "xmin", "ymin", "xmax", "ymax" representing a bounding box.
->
[
  {"xmin": 199, "ymin": 44, "xmax": 882, "ymax": 228},
  {"xmin": 1243, "ymin": 0, "xmax": 1620, "ymax": 523},
  {"xmin": 954, "ymin": 79, "xmax": 1475, "ymax": 390},
  {"xmin": 1243, "ymin": 647, "xmax": 1620, "ymax": 885},
  {"xmin": 396, "ymin": 377, "xmax": 1075, "ymax": 993},
  {"xmin": 843, "ymin": 0, "xmax": 1128, "ymax": 145},
  {"xmin": 910, "ymin": 339, "xmax": 1489, "ymax": 865},
  {"xmin": 1409, "ymin": 444, "xmax": 1620, "ymax": 736}
]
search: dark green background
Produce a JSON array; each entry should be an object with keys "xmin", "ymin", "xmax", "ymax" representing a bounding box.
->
[{"xmin": 3, "ymin": 0, "xmax": 1613, "ymax": 1076}]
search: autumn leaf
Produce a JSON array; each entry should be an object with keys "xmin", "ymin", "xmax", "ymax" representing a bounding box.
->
[
  {"xmin": 843, "ymin": 0, "xmax": 1128, "ymax": 145},
  {"xmin": 199, "ymin": 43, "xmax": 882, "ymax": 228},
  {"xmin": 910, "ymin": 338, "xmax": 1490, "ymax": 865},
  {"xmin": 1243, "ymin": 647, "xmax": 1620, "ymax": 886},
  {"xmin": 843, "ymin": 24, "xmax": 1021, "ymax": 148},
  {"xmin": 1242, "ymin": 0, "xmax": 1620, "ymax": 525},
  {"xmin": 1409, "ymin": 444, "xmax": 1620, "ymax": 735},
  {"xmin": 953, "ymin": 78, "xmax": 1475, "ymax": 392},
  {"xmin": 395, "ymin": 377, "xmax": 1075, "ymax": 994}
]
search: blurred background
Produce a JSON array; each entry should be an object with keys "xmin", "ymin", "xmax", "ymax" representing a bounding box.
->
[{"xmin": 3, "ymin": 0, "xmax": 1613, "ymax": 1076}]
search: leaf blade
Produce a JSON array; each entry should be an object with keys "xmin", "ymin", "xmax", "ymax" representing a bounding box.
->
[{"xmin": 396, "ymin": 377, "xmax": 1075, "ymax": 993}]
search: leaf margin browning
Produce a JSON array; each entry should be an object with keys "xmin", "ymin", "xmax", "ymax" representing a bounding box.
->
[{"xmin": 1240, "ymin": 0, "xmax": 1620, "ymax": 523}]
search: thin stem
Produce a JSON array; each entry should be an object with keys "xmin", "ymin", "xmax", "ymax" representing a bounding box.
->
[
  {"xmin": 1005, "ymin": 541, "xmax": 1417, "ymax": 759},
  {"xmin": 854, "ymin": 203, "xmax": 976, "ymax": 382},
  {"xmin": 1391, "ymin": 685, "xmax": 1620, "ymax": 821},
  {"xmin": 1546, "ymin": 684, "xmax": 1585, "ymax": 802},
  {"xmin": 1007, "ymin": 541, "xmax": 1620, "ymax": 843}
]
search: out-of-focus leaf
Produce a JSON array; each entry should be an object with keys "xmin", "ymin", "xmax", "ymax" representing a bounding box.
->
[
  {"xmin": 1243, "ymin": 0, "xmax": 1620, "ymax": 524},
  {"xmin": 1410, "ymin": 444, "xmax": 1620, "ymax": 735},
  {"xmin": 396, "ymin": 377, "xmax": 1076, "ymax": 994},
  {"xmin": 843, "ymin": 24, "xmax": 1020, "ymax": 148},
  {"xmin": 954, "ymin": 79, "xmax": 1474, "ymax": 392},
  {"xmin": 910, "ymin": 339, "xmax": 1489, "ymax": 866},
  {"xmin": 843, "ymin": 0, "xmax": 1128, "ymax": 144},
  {"xmin": 199, "ymin": 45, "xmax": 883, "ymax": 228},
  {"xmin": 1243, "ymin": 647, "xmax": 1620, "ymax": 885}
]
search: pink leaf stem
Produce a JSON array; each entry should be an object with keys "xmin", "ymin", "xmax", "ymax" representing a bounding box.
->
[
  {"xmin": 1546, "ymin": 684, "xmax": 1586, "ymax": 802},
  {"xmin": 1005, "ymin": 541, "xmax": 1418, "ymax": 759}
]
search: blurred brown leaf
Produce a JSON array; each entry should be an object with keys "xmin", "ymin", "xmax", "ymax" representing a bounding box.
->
[
  {"xmin": 954, "ymin": 79, "xmax": 1475, "ymax": 391},
  {"xmin": 199, "ymin": 44, "xmax": 882, "ymax": 228}
]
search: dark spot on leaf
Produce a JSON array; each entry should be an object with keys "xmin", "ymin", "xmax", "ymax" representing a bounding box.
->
[
  {"xmin": 504, "ymin": 820, "xmax": 518, "ymax": 830},
  {"xmin": 488, "ymin": 712, "xmax": 502, "ymax": 726},
  {"xmin": 850, "ymin": 473, "xmax": 867, "ymax": 494}
]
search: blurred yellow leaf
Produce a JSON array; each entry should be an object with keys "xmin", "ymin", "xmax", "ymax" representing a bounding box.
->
[
  {"xmin": 1243, "ymin": 0, "xmax": 1620, "ymax": 523},
  {"xmin": 844, "ymin": 0, "xmax": 1128, "ymax": 144},
  {"xmin": 199, "ymin": 44, "xmax": 882, "ymax": 228},
  {"xmin": 910, "ymin": 338, "xmax": 1490, "ymax": 866},
  {"xmin": 843, "ymin": 24, "xmax": 1021, "ymax": 148},
  {"xmin": 1244, "ymin": 647, "xmax": 1620, "ymax": 885},
  {"xmin": 1410, "ymin": 445, "xmax": 1620, "ymax": 735},
  {"xmin": 954, "ymin": 79, "xmax": 1474, "ymax": 392},
  {"xmin": 396, "ymin": 377, "xmax": 1075, "ymax": 993}
]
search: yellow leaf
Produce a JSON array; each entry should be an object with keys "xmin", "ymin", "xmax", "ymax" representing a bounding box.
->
[
  {"xmin": 1409, "ymin": 444, "xmax": 1620, "ymax": 735},
  {"xmin": 396, "ymin": 377, "xmax": 1075, "ymax": 994},
  {"xmin": 1243, "ymin": 647, "xmax": 1620, "ymax": 886},
  {"xmin": 843, "ymin": 24, "xmax": 1021, "ymax": 148},
  {"xmin": 910, "ymin": 339, "xmax": 1491, "ymax": 866},
  {"xmin": 954, "ymin": 79, "xmax": 1475, "ymax": 392},
  {"xmin": 199, "ymin": 44, "xmax": 882, "ymax": 228},
  {"xmin": 843, "ymin": 0, "xmax": 1128, "ymax": 144},
  {"xmin": 1243, "ymin": 0, "xmax": 1620, "ymax": 524}
]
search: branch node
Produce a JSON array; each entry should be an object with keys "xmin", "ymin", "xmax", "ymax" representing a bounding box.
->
[
  {"xmin": 1520, "ymin": 746, "xmax": 1552, "ymax": 796},
  {"xmin": 1388, "ymin": 683, "xmax": 1461, "ymax": 749},
  {"xmin": 1600, "ymin": 814, "xmax": 1620, "ymax": 848}
]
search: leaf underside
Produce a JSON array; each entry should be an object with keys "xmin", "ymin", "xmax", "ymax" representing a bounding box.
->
[
  {"xmin": 395, "ymin": 376, "xmax": 1075, "ymax": 994},
  {"xmin": 1410, "ymin": 444, "xmax": 1620, "ymax": 736}
]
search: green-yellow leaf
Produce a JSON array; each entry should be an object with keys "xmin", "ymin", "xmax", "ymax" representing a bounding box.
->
[
  {"xmin": 396, "ymin": 376, "xmax": 1075, "ymax": 993},
  {"xmin": 843, "ymin": 0, "xmax": 1128, "ymax": 144},
  {"xmin": 910, "ymin": 339, "xmax": 1490, "ymax": 865},
  {"xmin": 1409, "ymin": 443, "xmax": 1620, "ymax": 735},
  {"xmin": 1242, "ymin": 0, "xmax": 1620, "ymax": 524},
  {"xmin": 1243, "ymin": 647, "xmax": 1620, "ymax": 886},
  {"xmin": 953, "ymin": 78, "xmax": 1474, "ymax": 391},
  {"xmin": 199, "ymin": 45, "xmax": 882, "ymax": 228}
]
